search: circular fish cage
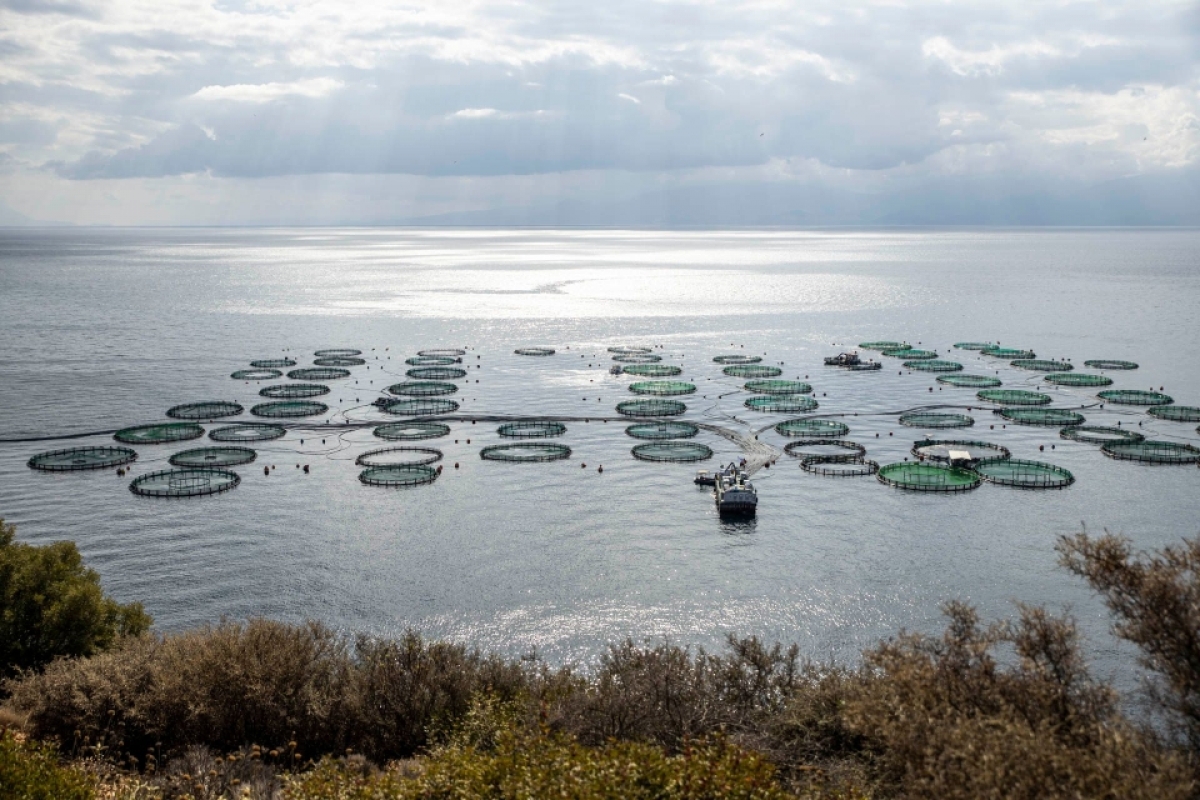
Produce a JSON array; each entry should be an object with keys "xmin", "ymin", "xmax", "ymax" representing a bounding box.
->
[
  {"xmin": 231, "ymin": 368, "xmax": 282, "ymax": 381},
  {"xmin": 801, "ymin": 456, "xmax": 879, "ymax": 477},
  {"xmin": 250, "ymin": 358, "xmax": 296, "ymax": 369},
  {"xmin": 912, "ymin": 439, "xmax": 1011, "ymax": 462},
  {"xmin": 744, "ymin": 379, "xmax": 811, "ymax": 395},
  {"xmin": 387, "ymin": 381, "xmax": 458, "ymax": 397},
  {"xmin": 169, "ymin": 446, "xmax": 256, "ymax": 468},
  {"xmin": 406, "ymin": 355, "xmax": 460, "ymax": 366},
  {"xmin": 982, "ymin": 347, "xmax": 1035, "ymax": 359},
  {"xmin": 514, "ymin": 347, "xmax": 556, "ymax": 356},
  {"xmin": 905, "ymin": 360, "xmax": 963, "ymax": 372},
  {"xmin": 382, "ymin": 399, "xmax": 460, "ymax": 416},
  {"xmin": 883, "ymin": 348, "xmax": 936, "ymax": 360},
  {"xmin": 1101, "ymin": 441, "xmax": 1200, "ymax": 465},
  {"xmin": 625, "ymin": 421, "xmax": 699, "ymax": 440},
  {"xmin": 745, "ymin": 395, "xmax": 818, "ymax": 413},
  {"xmin": 250, "ymin": 400, "xmax": 328, "ymax": 418},
  {"xmin": 1148, "ymin": 405, "xmax": 1200, "ymax": 422},
  {"xmin": 374, "ymin": 421, "xmax": 450, "ymax": 440},
  {"xmin": 1011, "ymin": 359, "xmax": 1073, "ymax": 372},
  {"xmin": 723, "ymin": 365, "xmax": 782, "ymax": 379},
  {"xmin": 997, "ymin": 408, "xmax": 1086, "ymax": 426},
  {"xmin": 973, "ymin": 458, "xmax": 1075, "ymax": 489},
  {"xmin": 115, "ymin": 423, "xmax": 205, "ymax": 445},
  {"xmin": 775, "ymin": 418, "xmax": 849, "ymax": 438},
  {"xmin": 287, "ymin": 367, "xmax": 351, "ymax": 381},
  {"xmin": 977, "ymin": 389, "xmax": 1051, "ymax": 406},
  {"xmin": 356, "ymin": 446, "xmax": 443, "ymax": 467},
  {"xmin": 359, "ymin": 464, "xmax": 439, "ymax": 487},
  {"xmin": 713, "ymin": 355, "xmax": 762, "ymax": 364},
  {"xmin": 1059, "ymin": 425, "xmax": 1144, "ymax": 445},
  {"xmin": 314, "ymin": 357, "xmax": 366, "ymax": 367},
  {"xmin": 612, "ymin": 354, "xmax": 662, "ymax": 363},
  {"xmin": 259, "ymin": 383, "xmax": 329, "ymax": 399},
  {"xmin": 480, "ymin": 442, "xmax": 572, "ymax": 462},
  {"xmin": 1097, "ymin": 389, "xmax": 1173, "ymax": 406},
  {"xmin": 877, "ymin": 463, "xmax": 981, "ymax": 492},
  {"xmin": 315, "ymin": 349, "xmax": 362, "ymax": 358},
  {"xmin": 631, "ymin": 441, "xmax": 714, "ymax": 463},
  {"xmin": 406, "ymin": 366, "xmax": 468, "ymax": 380},
  {"xmin": 1084, "ymin": 359, "xmax": 1138, "ymax": 370},
  {"xmin": 784, "ymin": 439, "xmax": 866, "ymax": 459},
  {"xmin": 608, "ymin": 346, "xmax": 653, "ymax": 355},
  {"xmin": 621, "ymin": 363, "xmax": 682, "ymax": 377},
  {"xmin": 859, "ymin": 341, "xmax": 905, "ymax": 350},
  {"xmin": 847, "ymin": 363, "xmax": 884, "ymax": 371},
  {"xmin": 1044, "ymin": 373, "xmax": 1112, "ymax": 387},
  {"xmin": 629, "ymin": 380, "xmax": 697, "ymax": 397},
  {"xmin": 418, "ymin": 348, "xmax": 467, "ymax": 357},
  {"xmin": 209, "ymin": 423, "xmax": 286, "ymax": 443},
  {"xmin": 28, "ymin": 446, "xmax": 138, "ymax": 472},
  {"xmin": 616, "ymin": 399, "xmax": 687, "ymax": 418},
  {"xmin": 166, "ymin": 401, "xmax": 243, "ymax": 421},
  {"xmin": 898, "ymin": 412, "xmax": 974, "ymax": 429},
  {"xmin": 130, "ymin": 468, "xmax": 240, "ymax": 498},
  {"xmin": 938, "ymin": 374, "xmax": 1002, "ymax": 388},
  {"xmin": 497, "ymin": 421, "xmax": 567, "ymax": 438},
  {"xmin": 953, "ymin": 342, "xmax": 995, "ymax": 350}
]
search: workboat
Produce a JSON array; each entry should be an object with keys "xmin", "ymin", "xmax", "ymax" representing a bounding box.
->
[
  {"xmin": 824, "ymin": 351, "xmax": 881, "ymax": 370},
  {"xmin": 693, "ymin": 469, "xmax": 715, "ymax": 486},
  {"xmin": 714, "ymin": 463, "xmax": 757, "ymax": 517},
  {"xmin": 610, "ymin": 365, "xmax": 623, "ymax": 375}
]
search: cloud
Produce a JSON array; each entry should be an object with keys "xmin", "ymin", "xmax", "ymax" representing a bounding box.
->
[{"xmin": 190, "ymin": 78, "xmax": 344, "ymax": 103}]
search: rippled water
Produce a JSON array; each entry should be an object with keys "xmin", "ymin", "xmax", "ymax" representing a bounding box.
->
[{"xmin": 1, "ymin": 228, "xmax": 1198, "ymax": 676}]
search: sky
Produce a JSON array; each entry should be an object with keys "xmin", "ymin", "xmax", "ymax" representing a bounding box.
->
[{"xmin": 0, "ymin": 0, "xmax": 1197, "ymax": 225}]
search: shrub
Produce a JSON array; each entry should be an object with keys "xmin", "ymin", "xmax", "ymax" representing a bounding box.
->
[{"xmin": 0, "ymin": 728, "xmax": 94, "ymax": 800}]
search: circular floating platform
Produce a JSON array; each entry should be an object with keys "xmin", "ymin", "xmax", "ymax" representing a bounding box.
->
[
  {"xmin": 356, "ymin": 446, "xmax": 442, "ymax": 467},
  {"xmin": 387, "ymin": 381, "xmax": 458, "ymax": 397},
  {"xmin": 713, "ymin": 355, "xmax": 762, "ymax": 364},
  {"xmin": 973, "ymin": 458, "xmax": 1074, "ymax": 489},
  {"xmin": 28, "ymin": 446, "xmax": 137, "ymax": 472},
  {"xmin": 250, "ymin": 358, "xmax": 296, "ymax": 369},
  {"xmin": 998, "ymin": 408, "xmax": 1086, "ymax": 426},
  {"xmin": 315, "ymin": 349, "xmax": 362, "ymax": 358},
  {"xmin": 977, "ymin": 389, "xmax": 1051, "ymax": 406},
  {"xmin": 1148, "ymin": 405, "xmax": 1200, "ymax": 422},
  {"xmin": 801, "ymin": 456, "xmax": 879, "ymax": 477},
  {"xmin": 1011, "ymin": 359, "xmax": 1073, "ymax": 372},
  {"xmin": 883, "ymin": 348, "xmax": 936, "ymax": 359},
  {"xmin": 784, "ymin": 439, "xmax": 866, "ymax": 459},
  {"xmin": 1044, "ymin": 373, "xmax": 1112, "ymax": 387},
  {"xmin": 878, "ymin": 462, "xmax": 981, "ymax": 492},
  {"xmin": 744, "ymin": 379, "xmax": 811, "ymax": 395},
  {"xmin": 723, "ymin": 365, "xmax": 782, "ymax": 378},
  {"xmin": 775, "ymin": 418, "xmax": 849, "ymax": 438},
  {"xmin": 406, "ymin": 355, "xmax": 459, "ymax": 366},
  {"xmin": 913, "ymin": 439, "xmax": 1011, "ymax": 462},
  {"xmin": 514, "ymin": 347, "xmax": 555, "ymax": 356},
  {"xmin": 1084, "ymin": 359, "xmax": 1138, "ymax": 370},
  {"xmin": 938, "ymin": 374, "xmax": 1002, "ymax": 388},
  {"xmin": 260, "ymin": 383, "xmax": 329, "ymax": 399},
  {"xmin": 166, "ymin": 401, "xmax": 243, "ymax": 421},
  {"xmin": 115, "ymin": 423, "xmax": 204, "ymax": 445},
  {"xmin": 982, "ymin": 347, "xmax": 1035, "ymax": 359},
  {"xmin": 859, "ymin": 341, "xmax": 905, "ymax": 350},
  {"xmin": 250, "ymin": 400, "xmax": 328, "ymax": 418},
  {"xmin": 130, "ymin": 468, "xmax": 240, "ymax": 498},
  {"xmin": 616, "ymin": 399, "xmax": 687, "ymax": 417},
  {"xmin": 1102, "ymin": 440, "xmax": 1200, "ymax": 465},
  {"xmin": 498, "ymin": 421, "xmax": 567, "ymax": 438},
  {"xmin": 209, "ymin": 423, "xmax": 286, "ymax": 443},
  {"xmin": 1098, "ymin": 389, "xmax": 1173, "ymax": 406},
  {"xmin": 406, "ymin": 366, "xmax": 467, "ymax": 380},
  {"xmin": 480, "ymin": 442, "xmax": 572, "ymax": 462},
  {"xmin": 288, "ymin": 367, "xmax": 351, "ymax": 381},
  {"xmin": 905, "ymin": 360, "xmax": 962, "ymax": 372},
  {"xmin": 608, "ymin": 346, "xmax": 653, "ymax": 355},
  {"xmin": 621, "ymin": 364, "xmax": 682, "ymax": 377},
  {"xmin": 314, "ymin": 357, "xmax": 365, "ymax": 367},
  {"xmin": 1059, "ymin": 425, "xmax": 1144, "ymax": 445},
  {"xmin": 899, "ymin": 412, "xmax": 974, "ymax": 429},
  {"xmin": 374, "ymin": 421, "xmax": 450, "ymax": 440},
  {"xmin": 953, "ymin": 342, "xmax": 994, "ymax": 350},
  {"xmin": 631, "ymin": 441, "xmax": 713, "ymax": 462},
  {"xmin": 418, "ymin": 348, "xmax": 467, "ymax": 357},
  {"xmin": 625, "ymin": 421, "xmax": 699, "ymax": 440},
  {"xmin": 231, "ymin": 368, "xmax": 282, "ymax": 381},
  {"xmin": 612, "ymin": 354, "xmax": 662, "ymax": 363},
  {"xmin": 629, "ymin": 380, "xmax": 697, "ymax": 396},
  {"xmin": 382, "ymin": 399, "xmax": 460, "ymax": 416},
  {"xmin": 359, "ymin": 464, "xmax": 439, "ymax": 487},
  {"xmin": 745, "ymin": 395, "xmax": 818, "ymax": 413},
  {"xmin": 169, "ymin": 446, "xmax": 256, "ymax": 468}
]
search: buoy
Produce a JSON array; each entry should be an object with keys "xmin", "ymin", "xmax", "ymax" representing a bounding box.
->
[
  {"xmin": 454, "ymin": 462, "xmax": 459, "ymax": 468},
  {"xmin": 303, "ymin": 465, "xmax": 309, "ymax": 473},
  {"xmin": 581, "ymin": 463, "xmax": 587, "ymax": 468},
  {"xmin": 263, "ymin": 466, "xmax": 269, "ymax": 475},
  {"xmin": 597, "ymin": 465, "xmax": 603, "ymax": 473}
]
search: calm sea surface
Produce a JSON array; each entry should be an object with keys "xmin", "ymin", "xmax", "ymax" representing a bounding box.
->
[{"xmin": 1, "ymin": 228, "xmax": 1198, "ymax": 679}]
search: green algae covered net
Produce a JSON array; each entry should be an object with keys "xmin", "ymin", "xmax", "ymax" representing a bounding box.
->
[
  {"xmin": 775, "ymin": 418, "xmax": 849, "ymax": 438},
  {"xmin": 723, "ymin": 365, "xmax": 782, "ymax": 378},
  {"xmin": 973, "ymin": 458, "xmax": 1074, "ymax": 489},
  {"xmin": 515, "ymin": 347, "xmax": 556, "ymax": 356},
  {"xmin": 859, "ymin": 341, "xmax": 905, "ymax": 350},
  {"xmin": 883, "ymin": 348, "xmax": 936, "ymax": 359},
  {"xmin": 744, "ymin": 379, "xmax": 811, "ymax": 395},
  {"xmin": 631, "ymin": 441, "xmax": 714, "ymax": 462},
  {"xmin": 912, "ymin": 439, "xmax": 1011, "ymax": 462},
  {"xmin": 130, "ymin": 468, "xmax": 240, "ymax": 498},
  {"xmin": 608, "ymin": 346, "xmax": 653, "ymax": 355},
  {"xmin": 877, "ymin": 462, "xmax": 981, "ymax": 492},
  {"xmin": 387, "ymin": 381, "xmax": 459, "ymax": 397},
  {"xmin": 287, "ymin": 367, "xmax": 351, "ymax": 381},
  {"xmin": 953, "ymin": 342, "xmax": 994, "ymax": 350},
  {"xmin": 898, "ymin": 412, "xmax": 974, "ymax": 429},
  {"xmin": 1011, "ymin": 359, "xmax": 1073, "ymax": 372},
  {"xmin": 356, "ymin": 446, "xmax": 442, "ymax": 467},
  {"xmin": 418, "ymin": 348, "xmax": 467, "ymax": 357},
  {"xmin": 1101, "ymin": 441, "xmax": 1200, "ymax": 464},
  {"xmin": 937, "ymin": 374, "xmax": 1002, "ymax": 388},
  {"xmin": 232, "ymin": 368, "xmax": 282, "ymax": 381},
  {"xmin": 713, "ymin": 355, "xmax": 762, "ymax": 364},
  {"xmin": 250, "ymin": 400, "xmax": 329, "ymax": 418},
  {"xmin": 626, "ymin": 421, "xmax": 699, "ymax": 440},
  {"xmin": 1148, "ymin": 405, "xmax": 1200, "ymax": 422},
  {"xmin": 977, "ymin": 389, "xmax": 1051, "ymax": 406},
  {"xmin": 209, "ymin": 423, "xmax": 286, "ymax": 443},
  {"xmin": 497, "ymin": 421, "xmax": 567, "ymax": 438},
  {"xmin": 374, "ymin": 421, "xmax": 450, "ymax": 440},
  {"xmin": 314, "ymin": 357, "xmax": 365, "ymax": 367},
  {"xmin": 167, "ymin": 401, "xmax": 244, "ymax": 420},
  {"xmin": 997, "ymin": 408, "xmax": 1086, "ymax": 426},
  {"xmin": 905, "ymin": 360, "xmax": 962, "ymax": 372},
  {"xmin": 359, "ymin": 464, "xmax": 439, "ymax": 487},
  {"xmin": 1098, "ymin": 389, "xmax": 1173, "ymax": 406},
  {"xmin": 407, "ymin": 366, "xmax": 468, "ymax": 380},
  {"xmin": 801, "ymin": 456, "xmax": 879, "ymax": 477},
  {"xmin": 480, "ymin": 442, "xmax": 572, "ymax": 462},
  {"xmin": 1059, "ymin": 425, "xmax": 1143, "ymax": 445},
  {"xmin": 612, "ymin": 354, "xmax": 662, "ymax": 364},
  {"xmin": 169, "ymin": 446, "xmax": 256, "ymax": 468},
  {"xmin": 982, "ymin": 347, "xmax": 1035, "ymax": 359},
  {"xmin": 621, "ymin": 363, "xmax": 683, "ymax": 377},
  {"xmin": 628, "ymin": 380, "xmax": 697, "ymax": 396},
  {"xmin": 382, "ymin": 399, "xmax": 460, "ymax": 416},
  {"xmin": 1084, "ymin": 359, "xmax": 1138, "ymax": 370},
  {"xmin": 617, "ymin": 399, "xmax": 686, "ymax": 417},
  {"xmin": 1044, "ymin": 373, "xmax": 1112, "ymax": 387},
  {"xmin": 315, "ymin": 349, "xmax": 362, "ymax": 358},
  {"xmin": 406, "ymin": 355, "xmax": 460, "ymax": 366},
  {"xmin": 260, "ymin": 383, "xmax": 329, "ymax": 399},
  {"xmin": 115, "ymin": 422, "xmax": 205, "ymax": 445},
  {"xmin": 250, "ymin": 358, "xmax": 296, "ymax": 369},
  {"xmin": 28, "ymin": 446, "xmax": 137, "ymax": 472},
  {"xmin": 745, "ymin": 395, "xmax": 818, "ymax": 413}
]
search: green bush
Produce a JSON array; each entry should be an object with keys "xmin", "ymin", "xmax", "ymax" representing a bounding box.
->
[{"xmin": 0, "ymin": 729, "xmax": 93, "ymax": 800}]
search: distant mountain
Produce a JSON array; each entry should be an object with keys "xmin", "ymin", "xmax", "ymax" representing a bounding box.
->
[{"xmin": 0, "ymin": 202, "xmax": 72, "ymax": 227}]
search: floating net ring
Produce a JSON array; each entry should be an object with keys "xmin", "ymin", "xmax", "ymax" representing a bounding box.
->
[
  {"xmin": 784, "ymin": 439, "xmax": 866, "ymax": 459},
  {"xmin": 631, "ymin": 441, "xmax": 714, "ymax": 462},
  {"xmin": 612, "ymin": 354, "xmax": 662, "ymax": 363},
  {"xmin": 418, "ymin": 348, "xmax": 467, "ymax": 357},
  {"xmin": 250, "ymin": 358, "xmax": 296, "ymax": 369},
  {"xmin": 515, "ymin": 347, "xmax": 556, "ymax": 356},
  {"xmin": 480, "ymin": 442, "xmax": 572, "ymax": 462},
  {"xmin": 287, "ymin": 367, "xmax": 350, "ymax": 381},
  {"xmin": 259, "ymin": 383, "xmax": 329, "ymax": 399},
  {"xmin": 801, "ymin": 456, "xmax": 879, "ymax": 477},
  {"xmin": 608, "ymin": 346, "xmax": 653, "ymax": 355},
  {"xmin": 847, "ymin": 363, "xmax": 883, "ymax": 371},
  {"xmin": 625, "ymin": 421, "xmax": 699, "ymax": 440},
  {"xmin": 406, "ymin": 366, "xmax": 468, "ymax": 380},
  {"xmin": 209, "ymin": 423, "xmax": 286, "ymax": 443},
  {"xmin": 745, "ymin": 395, "xmax": 819, "ymax": 413},
  {"xmin": 1148, "ymin": 405, "xmax": 1200, "ymax": 423},
  {"xmin": 314, "ymin": 349, "xmax": 362, "ymax": 358},
  {"xmin": 1011, "ymin": 359, "xmax": 1073, "ymax": 372},
  {"xmin": 620, "ymin": 364, "xmax": 682, "ymax": 377},
  {"xmin": 115, "ymin": 423, "xmax": 205, "ymax": 445},
  {"xmin": 883, "ymin": 348, "xmax": 937, "ymax": 360},
  {"xmin": 937, "ymin": 374, "xmax": 1002, "ymax": 388},
  {"xmin": 497, "ymin": 421, "xmax": 567, "ymax": 438},
  {"xmin": 169, "ymin": 446, "xmax": 256, "ymax": 468},
  {"xmin": 387, "ymin": 381, "xmax": 458, "ymax": 397},
  {"xmin": 953, "ymin": 342, "xmax": 994, "ymax": 350},
  {"xmin": 977, "ymin": 389, "xmax": 1051, "ymax": 406},
  {"xmin": 1044, "ymin": 373, "xmax": 1112, "ymax": 387},
  {"xmin": 313, "ymin": 357, "xmax": 366, "ymax": 367},
  {"xmin": 356, "ymin": 446, "xmax": 443, "ymax": 467},
  {"xmin": 859, "ymin": 341, "xmax": 905, "ymax": 350},
  {"xmin": 629, "ymin": 380, "xmax": 697, "ymax": 397},
  {"xmin": 166, "ymin": 401, "xmax": 243, "ymax": 421},
  {"xmin": 1101, "ymin": 440, "xmax": 1200, "ymax": 465},
  {"xmin": 723, "ymin": 365, "xmax": 782, "ymax": 378},
  {"xmin": 744, "ymin": 379, "xmax": 811, "ymax": 395},
  {"xmin": 877, "ymin": 463, "xmax": 981, "ymax": 492},
  {"xmin": 775, "ymin": 418, "xmax": 849, "ymax": 438},
  {"xmin": 374, "ymin": 421, "xmax": 451, "ymax": 441},
  {"xmin": 130, "ymin": 468, "xmax": 240, "ymax": 498},
  {"xmin": 231, "ymin": 368, "xmax": 282, "ymax": 381},
  {"xmin": 1084, "ymin": 359, "xmax": 1138, "ymax": 370},
  {"xmin": 997, "ymin": 408, "xmax": 1086, "ymax": 426},
  {"xmin": 912, "ymin": 439, "xmax": 1011, "ymax": 462},
  {"xmin": 250, "ymin": 400, "xmax": 328, "ymax": 418},
  {"xmin": 982, "ymin": 347, "xmax": 1035, "ymax": 359},
  {"xmin": 1097, "ymin": 389, "xmax": 1173, "ymax": 406},
  {"xmin": 713, "ymin": 355, "xmax": 762, "ymax": 364},
  {"xmin": 898, "ymin": 412, "xmax": 974, "ymax": 429},
  {"xmin": 1059, "ymin": 425, "xmax": 1144, "ymax": 445},
  {"xmin": 406, "ymin": 355, "xmax": 460, "ymax": 366},
  {"xmin": 616, "ymin": 399, "xmax": 687, "ymax": 417},
  {"xmin": 359, "ymin": 464, "xmax": 439, "ymax": 487},
  {"xmin": 974, "ymin": 458, "xmax": 1075, "ymax": 489},
  {"xmin": 904, "ymin": 360, "xmax": 963, "ymax": 372},
  {"xmin": 382, "ymin": 398, "xmax": 459, "ymax": 416},
  {"xmin": 28, "ymin": 446, "xmax": 138, "ymax": 472}
]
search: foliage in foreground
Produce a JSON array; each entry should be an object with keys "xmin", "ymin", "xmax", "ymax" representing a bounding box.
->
[{"xmin": 0, "ymin": 728, "xmax": 94, "ymax": 800}]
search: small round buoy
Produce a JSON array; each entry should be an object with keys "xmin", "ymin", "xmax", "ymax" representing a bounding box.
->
[
  {"xmin": 263, "ymin": 466, "xmax": 269, "ymax": 475},
  {"xmin": 303, "ymin": 465, "xmax": 309, "ymax": 473},
  {"xmin": 581, "ymin": 463, "xmax": 587, "ymax": 468},
  {"xmin": 466, "ymin": 439, "xmax": 471, "ymax": 444},
  {"xmin": 1039, "ymin": 445, "xmax": 1044, "ymax": 451},
  {"xmin": 597, "ymin": 465, "xmax": 603, "ymax": 473},
  {"xmin": 454, "ymin": 462, "xmax": 459, "ymax": 469}
]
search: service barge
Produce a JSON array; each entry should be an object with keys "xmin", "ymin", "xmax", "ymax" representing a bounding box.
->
[
  {"xmin": 714, "ymin": 463, "xmax": 758, "ymax": 517},
  {"xmin": 824, "ymin": 351, "xmax": 882, "ymax": 370}
]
